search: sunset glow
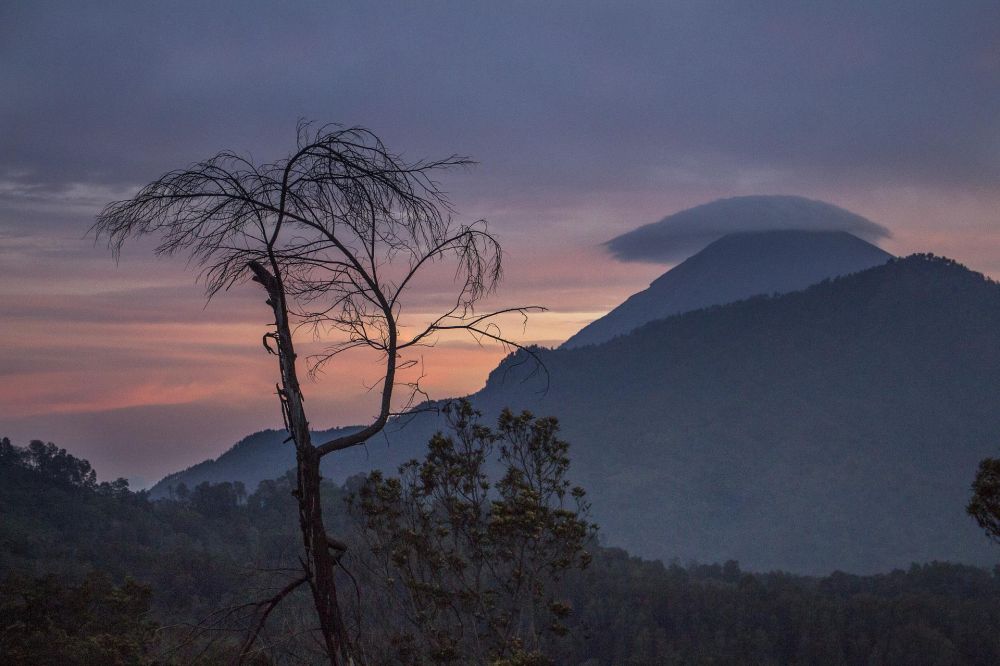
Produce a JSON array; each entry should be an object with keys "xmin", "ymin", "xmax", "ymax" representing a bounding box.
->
[{"xmin": 3, "ymin": 2, "xmax": 999, "ymax": 484}]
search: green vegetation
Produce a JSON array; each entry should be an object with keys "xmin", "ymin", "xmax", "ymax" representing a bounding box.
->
[
  {"xmin": 5, "ymin": 429, "xmax": 1000, "ymax": 664},
  {"xmin": 969, "ymin": 457, "xmax": 1000, "ymax": 543},
  {"xmin": 348, "ymin": 402, "xmax": 595, "ymax": 664},
  {"xmin": 0, "ymin": 573, "xmax": 158, "ymax": 665}
]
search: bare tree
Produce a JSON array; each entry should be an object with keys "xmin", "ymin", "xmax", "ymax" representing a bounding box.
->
[{"xmin": 92, "ymin": 123, "xmax": 541, "ymax": 665}]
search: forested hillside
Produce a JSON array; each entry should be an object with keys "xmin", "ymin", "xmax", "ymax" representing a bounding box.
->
[
  {"xmin": 5, "ymin": 437, "xmax": 1000, "ymax": 664},
  {"xmin": 151, "ymin": 255, "xmax": 1000, "ymax": 574},
  {"xmin": 477, "ymin": 254, "xmax": 1000, "ymax": 572}
]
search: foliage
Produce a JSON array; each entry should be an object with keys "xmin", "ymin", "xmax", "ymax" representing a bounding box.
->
[
  {"xmin": 7, "ymin": 434, "xmax": 1000, "ymax": 664},
  {"xmin": 0, "ymin": 436, "xmax": 130, "ymax": 496},
  {"xmin": 968, "ymin": 457, "xmax": 1000, "ymax": 542},
  {"xmin": 0, "ymin": 572, "xmax": 158, "ymax": 665},
  {"xmin": 0, "ymin": 437, "xmax": 258, "ymax": 658},
  {"xmin": 347, "ymin": 401, "xmax": 595, "ymax": 664},
  {"xmin": 560, "ymin": 551, "xmax": 1000, "ymax": 665}
]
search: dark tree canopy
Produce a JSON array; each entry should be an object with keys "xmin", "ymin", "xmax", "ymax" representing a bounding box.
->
[
  {"xmin": 968, "ymin": 457, "xmax": 1000, "ymax": 542},
  {"xmin": 9, "ymin": 433, "xmax": 1000, "ymax": 664},
  {"xmin": 0, "ymin": 573, "xmax": 158, "ymax": 665},
  {"xmin": 348, "ymin": 401, "xmax": 594, "ymax": 665}
]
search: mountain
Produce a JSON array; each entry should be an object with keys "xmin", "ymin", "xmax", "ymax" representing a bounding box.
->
[
  {"xmin": 151, "ymin": 255, "xmax": 1000, "ymax": 575},
  {"xmin": 477, "ymin": 254, "xmax": 1000, "ymax": 574},
  {"xmin": 563, "ymin": 229, "xmax": 892, "ymax": 348},
  {"xmin": 603, "ymin": 194, "xmax": 890, "ymax": 263},
  {"xmin": 153, "ymin": 426, "xmax": 359, "ymax": 498}
]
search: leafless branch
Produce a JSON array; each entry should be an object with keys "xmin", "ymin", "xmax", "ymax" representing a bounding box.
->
[
  {"xmin": 237, "ymin": 574, "xmax": 310, "ymax": 664},
  {"xmin": 92, "ymin": 121, "xmax": 542, "ymax": 666}
]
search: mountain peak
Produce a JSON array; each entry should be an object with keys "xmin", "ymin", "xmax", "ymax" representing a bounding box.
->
[
  {"xmin": 605, "ymin": 195, "xmax": 890, "ymax": 264},
  {"xmin": 563, "ymin": 228, "xmax": 892, "ymax": 349},
  {"xmin": 148, "ymin": 252, "xmax": 1000, "ymax": 574}
]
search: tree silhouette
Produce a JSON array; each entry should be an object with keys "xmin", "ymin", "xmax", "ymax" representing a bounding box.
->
[
  {"xmin": 92, "ymin": 123, "xmax": 540, "ymax": 665},
  {"xmin": 968, "ymin": 457, "xmax": 1000, "ymax": 542},
  {"xmin": 348, "ymin": 400, "xmax": 594, "ymax": 665}
]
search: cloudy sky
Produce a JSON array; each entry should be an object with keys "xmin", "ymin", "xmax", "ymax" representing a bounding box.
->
[{"xmin": 2, "ymin": 1, "xmax": 999, "ymax": 484}]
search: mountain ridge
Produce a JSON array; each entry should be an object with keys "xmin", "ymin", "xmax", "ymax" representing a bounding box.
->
[
  {"xmin": 151, "ymin": 254, "xmax": 1000, "ymax": 574},
  {"xmin": 563, "ymin": 228, "xmax": 892, "ymax": 348}
]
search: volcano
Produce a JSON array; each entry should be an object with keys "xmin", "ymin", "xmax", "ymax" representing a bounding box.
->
[{"xmin": 564, "ymin": 227, "xmax": 892, "ymax": 348}]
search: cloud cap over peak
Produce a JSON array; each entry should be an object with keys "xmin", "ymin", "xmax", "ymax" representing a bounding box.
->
[{"xmin": 605, "ymin": 195, "xmax": 891, "ymax": 264}]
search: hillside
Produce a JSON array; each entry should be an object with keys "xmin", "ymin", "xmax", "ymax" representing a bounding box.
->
[
  {"xmin": 153, "ymin": 254, "xmax": 1000, "ymax": 574},
  {"xmin": 154, "ymin": 228, "xmax": 892, "ymax": 498},
  {"xmin": 0, "ymin": 439, "xmax": 257, "ymax": 621},
  {"xmin": 153, "ymin": 425, "xmax": 360, "ymax": 497},
  {"xmin": 563, "ymin": 228, "xmax": 891, "ymax": 348},
  {"xmin": 477, "ymin": 254, "xmax": 1000, "ymax": 573},
  {"xmin": 9, "ymin": 439, "xmax": 1000, "ymax": 664}
]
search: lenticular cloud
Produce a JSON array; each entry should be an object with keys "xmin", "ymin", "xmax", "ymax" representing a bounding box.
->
[{"xmin": 605, "ymin": 195, "xmax": 890, "ymax": 263}]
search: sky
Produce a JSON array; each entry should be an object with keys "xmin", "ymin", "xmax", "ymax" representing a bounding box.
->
[{"xmin": 2, "ymin": 1, "xmax": 999, "ymax": 484}]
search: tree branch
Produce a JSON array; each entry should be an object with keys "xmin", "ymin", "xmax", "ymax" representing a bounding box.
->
[{"xmin": 237, "ymin": 574, "xmax": 310, "ymax": 664}]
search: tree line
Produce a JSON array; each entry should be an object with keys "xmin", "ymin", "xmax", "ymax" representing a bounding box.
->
[{"xmin": 5, "ymin": 428, "xmax": 1000, "ymax": 665}]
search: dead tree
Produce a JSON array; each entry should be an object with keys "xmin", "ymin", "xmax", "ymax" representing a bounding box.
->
[{"xmin": 92, "ymin": 123, "xmax": 541, "ymax": 665}]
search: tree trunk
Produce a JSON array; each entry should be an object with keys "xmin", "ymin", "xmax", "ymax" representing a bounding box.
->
[
  {"xmin": 297, "ymin": 445, "xmax": 352, "ymax": 666},
  {"xmin": 250, "ymin": 260, "xmax": 353, "ymax": 665}
]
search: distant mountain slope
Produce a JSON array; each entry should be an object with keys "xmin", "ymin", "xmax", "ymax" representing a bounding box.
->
[
  {"xmin": 478, "ymin": 254, "xmax": 1000, "ymax": 573},
  {"xmin": 150, "ymin": 418, "xmax": 446, "ymax": 499},
  {"xmin": 563, "ymin": 229, "xmax": 892, "ymax": 348},
  {"xmin": 152, "ymin": 425, "xmax": 359, "ymax": 497},
  {"xmin": 152, "ymin": 255, "xmax": 1000, "ymax": 575}
]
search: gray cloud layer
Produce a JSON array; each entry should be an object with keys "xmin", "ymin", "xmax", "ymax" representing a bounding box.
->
[{"xmin": 2, "ymin": 0, "xmax": 998, "ymax": 204}]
